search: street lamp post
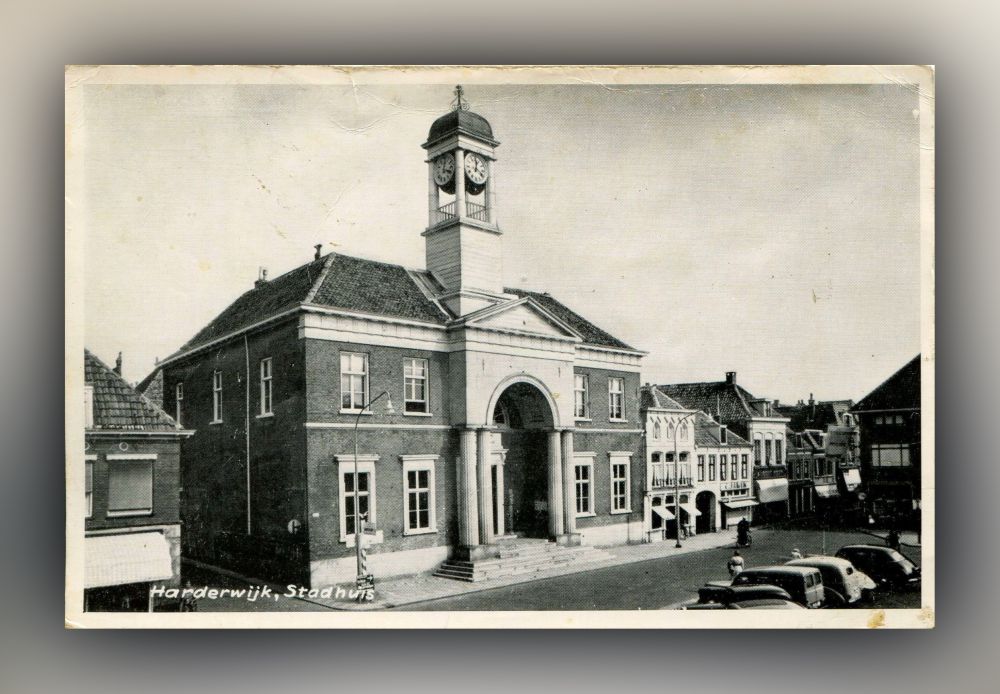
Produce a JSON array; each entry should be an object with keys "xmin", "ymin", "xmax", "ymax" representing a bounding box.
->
[
  {"xmin": 354, "ymin": 390, "xmax": 394, "ymax": 588},
  {"xmin": 674, "ymin": 411, "xmax": 699, "ymax": 548}
]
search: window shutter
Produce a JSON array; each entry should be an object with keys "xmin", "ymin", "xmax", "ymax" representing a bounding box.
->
[{"xmin": 109, "ymin": 460, "xmax": 153, "ymax": 512}]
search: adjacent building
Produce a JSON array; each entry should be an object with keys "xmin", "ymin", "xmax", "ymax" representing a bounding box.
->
[
  {"xmin": 147, "ymin": 95, "xmax": 646, "ymax": 587},
  {"xmin": 658, "ymin": 372, "xmax": 790, "ymax": 522},
  {"xmin": 84, "ymin": 350, "xmax": 192, "ymax": 611},
  {"xmin": 779, "ymin": 396, "xmax": 862, "ymax": 521},
  {"xmin": 850, "ymin": 355, "xmax": 922, "ymax": 528},
  {"xmin": 641, "ymin": 386, "xmax": 756, "ymax": 541}
]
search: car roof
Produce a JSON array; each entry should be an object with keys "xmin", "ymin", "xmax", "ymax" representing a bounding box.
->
[
  {"xmin": 732, "ymin": 599, "xmax": 805, "ymax": 609},
  {"xmin": 838, "ymin": 544, "xmax": 889, "ymax": 551},
  {"xmin": 787, "ymin": 556, "xmax": 853, "ymax": 569},
  {"xmin": 741, "ymin": 565, "xmax": 820, "ymax": 576}
]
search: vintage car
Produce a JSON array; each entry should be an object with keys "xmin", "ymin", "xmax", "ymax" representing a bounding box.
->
[
  {"xmin": 729, "ymin": 565, "xmax": 826, "ymax": 608},
  {"xmin": 786, "ymin": 555, "xmax": 877, "ymax": 606},
  {"xmin": 835, "ymin": 545, "xmax": 921, "ymax": 589}
]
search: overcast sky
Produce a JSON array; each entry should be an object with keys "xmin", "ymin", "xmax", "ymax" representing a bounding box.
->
[{"xmin": 80, "ymin": 81, "xmax": 921, "ymax": 403}]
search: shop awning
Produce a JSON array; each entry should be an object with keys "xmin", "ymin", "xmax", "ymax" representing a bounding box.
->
[
  {"xmin": 843, "ymin": 468, "xmax": 862, "ymax": 492},
  {"xmin": 85, "ymin": 532, "xmax": 173, "ymax": 589},
  {"xmin": 651, "ymin": 506, "xmax": 675, "ymax": 521},
  {"xmin": 756, "ymin": 477, "xmax": 789, "ymax": 504},
  {"xmin": 814, "ymin": 483, "xmax": 840, "ymax": 499},
  {"xmin": 722, "ymin": 499, "xmax": 760, "ymax": 510},
  {"xmin": 681, "ymin": 502, "xmax": 701, "ymax": 518}
]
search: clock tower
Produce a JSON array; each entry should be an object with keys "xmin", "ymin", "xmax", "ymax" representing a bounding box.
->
[{"xmin": 422, "ymin": 86, "xmax": 504, "ymax": 317}]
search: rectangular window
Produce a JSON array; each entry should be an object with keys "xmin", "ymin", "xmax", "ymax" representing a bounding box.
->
[
  {"xmin": 575, "ymin": 461, "xmax": 594, "ymax": 516},
  {"xmin": 107, "ymin": 456, "xmax": 154, "ymax": 516},
  {"xmin": 340, "ymin": 352, "xmax": 369, "ymax": 412},
  {"xmin": 404, "ymin": 358, "xmax": 429, "ymax": 413},
  {"xmin": 608, "ymin": 377, "xmax": 625, "ymax": 421},
  {"xmin": 741, "ymin": 454, "xmax": 748, "ymax": 479},
  {"xmin": 212, "ymin": 370, "xmax": 223, "ymax": 422},
  {"xmin": 754, "ymin": 438, "xmax": 762, "ymax": 465},
  {"xmin": 765, "ymin": 439, "xmax": 773, "ymax": 465},
  {"xmin": 697, "ymin": 455, "xmax": 705, "ymax": 482},
  {"xmin": 85, "ymin": 457, "xmax": 94, "ymax": 518},
  {"xmin": 709, "ymin": 455, "xmax": 717, "ymax": 481},
  {"xmin": 720, "ymin": 455, "xmax": 728, "ymax": 481},
  {"xmin": 775, "ymin": 439, "xmax": 783, "ymax": 465},
  {"xmin": 403, "ymin": 457, "xmax": 436, "ymax": 534},
  {"xmin": 259, "ymin": 358, "xmax": 273, "ymax": 415},
  {"xmin": 731, "ymin": 454, "xmax": 738, "ymax": 480},
  {"xmin": 574, "ymin": 374, "xmax": 590, "ymax": 419},
  {"xmin": 870, "ymin": 444, "xmax": 912, "ymax": 467},
  {"xmin": 610, "ymin": 457, "xmax": 631, "ymax": 513},
  {"xmin": 720, "ymin": 426, "xmax": 728, "ymax": 445},
  {"xmin": 175, "ymin": 382, "xmax": 183, "ymax": 425},
  {"xmin": 339, "ymin": 462, "xmax": 376, "ymax": 540}
]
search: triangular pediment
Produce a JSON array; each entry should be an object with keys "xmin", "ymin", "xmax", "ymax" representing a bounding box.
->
[{"xmin": 462, "ymin": 298, "xmax": 582, "ymax": 340}]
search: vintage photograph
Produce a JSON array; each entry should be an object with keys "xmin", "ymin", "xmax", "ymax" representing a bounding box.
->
[{"xmin": 65, "ymin": 65, "xmax": 934, "ymax": 628}]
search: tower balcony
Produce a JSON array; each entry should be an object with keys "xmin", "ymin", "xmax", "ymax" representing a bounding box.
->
[{"xmin": 430, "ymin": 201, "xmax": 457, "ymax": 226}]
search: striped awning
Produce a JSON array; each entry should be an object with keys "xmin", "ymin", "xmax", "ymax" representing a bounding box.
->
[
  {"xmin": 85, "ymin": 532, "xmax": 173, "ymax": 589},
  {"xmin": 651, "ymin": 505, "xmax": 675, "ymax": 521},
  {"xmin": 756, "ymin": 477, "xmax": 789, "ymax": 504}
]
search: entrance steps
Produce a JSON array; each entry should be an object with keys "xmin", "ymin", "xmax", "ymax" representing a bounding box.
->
[{"xmin": 433, "ymin": 537, "xmax": 613, "ymax": 582}]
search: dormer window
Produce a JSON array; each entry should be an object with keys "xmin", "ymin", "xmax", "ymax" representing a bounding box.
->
[{"xmin": 719, "ymin": 425, "xmax": 728, "ymax": 445}]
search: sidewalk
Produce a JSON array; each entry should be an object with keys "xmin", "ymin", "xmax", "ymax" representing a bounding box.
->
[{"xmin": 305, "ymin": 529, "xmax": 742, "ymax": 611}]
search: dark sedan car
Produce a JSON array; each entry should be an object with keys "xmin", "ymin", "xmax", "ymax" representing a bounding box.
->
[{"xmin": 835, "ymin": 545, "xmax": 921, "ymax": 589}]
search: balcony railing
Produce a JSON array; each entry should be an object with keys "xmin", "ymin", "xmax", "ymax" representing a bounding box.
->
[
  {"xmin": 467, "ymin": 200, "xmax": 490, "ymax": 223},
  {"xmin": 651, "ymin": 476, "xmax": 694, "ymax": 489},
  {"xmin": 754, "ymin": 465, "xmax": 788, "ymax": 481},
  {"xmin": 430, "ymin": 201, "xmax": 457, "ymax": 226}
]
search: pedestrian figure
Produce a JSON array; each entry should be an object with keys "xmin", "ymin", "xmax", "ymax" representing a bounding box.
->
[
  {"xmin": 736, "ymin": 517, "xmax": 751, "ymax": 547},
  {"xmin": 180, "ymin": 580, "xmax": 198, "ymax": 612},
  {"xmin": 728, "ymin": 550, "xmax": 744, "ymax": 578},
  {"xmin": 790, "ymin": 548, "xmax": 802, "ymax": 560},
  {"xmin": 886, "ymin": 528, "xmax": 901, "ymax": 552}
]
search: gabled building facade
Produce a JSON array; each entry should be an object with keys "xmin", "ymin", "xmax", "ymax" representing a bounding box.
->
[
  {"xmin": 640, "ymin": 386, "xmax": 756, "ymax": 542},
  {"xmin": 850, "ymin": 355, "xmax": 921, "ymax": 528},
  {"xmin": 658, "ymin": 371, "xmax": 790, "ymax": 522},
  {"xmin": 84, "ymin": 350, "xmax": 193, "ymax": 611},
  {"xmin": 150, "ymin": 96, "xmax": 646, "ymax": 587}
]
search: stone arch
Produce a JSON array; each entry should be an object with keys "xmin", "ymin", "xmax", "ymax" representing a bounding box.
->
[{"xmin": 485, "ymin": 373, "xmax": 561, "ymax": 430}]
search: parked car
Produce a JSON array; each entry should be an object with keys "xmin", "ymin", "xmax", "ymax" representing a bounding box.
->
[
  {"xmin": 835, "ymin": 545, "xmax": 921, "ymax": 589},
  {"xmin": 786, "ymin": 556, "xmax": 877, "ymax": 606},
  {"xmin": 697, "ymin": 583, "xmax": 794, "ymax": 605},
  {"xmin": 729, "ymin": 566, "xmax": 826, "ymax": 608},
  {"xmin": 683, "ymin": 597, "xmax": 804, "ymax": 610}
]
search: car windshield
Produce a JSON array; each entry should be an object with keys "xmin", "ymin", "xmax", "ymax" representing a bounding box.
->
[{"xmin": 888, "ymin": 550, "xmax": 917, "ymax": 572}]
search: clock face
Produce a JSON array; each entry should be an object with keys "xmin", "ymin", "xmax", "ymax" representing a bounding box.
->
[
  {"xmin": 433, "ymin": 153, "xmax": 455, "ymax": 187},
  {"xmin": 464, "ymin": 152, "xmax": 489, "ymax": 185}
]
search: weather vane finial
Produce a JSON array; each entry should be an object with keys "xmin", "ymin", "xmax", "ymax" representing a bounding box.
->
[{"xmin": 453, "ymin": 85, "xmax": 468, "ymax": 111}]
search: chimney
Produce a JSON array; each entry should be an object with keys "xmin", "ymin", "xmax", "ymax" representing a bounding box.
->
[
  {"xmin": 725, "ymin": 371, "xmax": 736, "ymax": 385},
  {"xmin": 255, "ymin": 267, "xmax": 269, "ymax": 288},
  {"xmin": 314, "ymin": 243, "xmax": 323, "ymax": 260},
  {"xmin": 809, "ymin": 392, "xmax": 815, "ymax": 419},
  {"xmin": 114, "ymin": 352, "xmax": 123, "ymax": 376}
]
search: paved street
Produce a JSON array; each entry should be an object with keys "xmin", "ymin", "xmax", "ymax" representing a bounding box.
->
[{"xmin": 394, "ymin": 528, "xmax": 923, "ymax": 611}]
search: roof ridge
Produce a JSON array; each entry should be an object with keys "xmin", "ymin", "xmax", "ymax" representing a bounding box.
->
[{"xmin": 304, "ymin": 252, "xmax": 337, "ymax": 304}]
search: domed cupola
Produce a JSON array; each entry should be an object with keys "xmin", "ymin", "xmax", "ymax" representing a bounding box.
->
[{"xmin": 421, "ymin": 86, "xmax": 504, "ymax": 316}]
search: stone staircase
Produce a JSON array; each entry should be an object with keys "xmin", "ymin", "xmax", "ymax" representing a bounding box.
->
[{"xmin": 433, "ymin": 537, "xmax": 613, "ymax": 582}]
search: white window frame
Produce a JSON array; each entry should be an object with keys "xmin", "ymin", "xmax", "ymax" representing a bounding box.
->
[
  {"xmin": 609, "ymin": 453, "xmax": 632, "ymax": 514},
  {"xmin": 175, "ymin": 382, "xmax": 183, "ymax": 426},
  {"xmin": 258, "ymin": 358, "xmax": 273, "ymax": 417},
  {"xmin": 574, "ymin": 454, "xmax": 596, "ymax": 517},
  {"xmin": 85, "ymin": 454, "xmax": 97, "ymax": 518},
  {"xmin": 401, "ymin": 455, "xmax": 438, "ymax": 535},
  {"xmin": 335, "ymin": 455, "xmax": 381, "ymax": 546},
  {"xmin": 211, "ymin": 370, "xmax": 223, "ymax": 423},
  {"xmin": 608, "ymin": 377, "xmax": 626, "ymax": 421},
  {"xmin": 84, "ymin": 385, "xmax": 94, "ymax": 429},
  {"xmin": 339, "ymin": 352, "xmax": 369, "ymax": 414},
  {"xmin": 403, "ymin": 358, "xmax": 430, "ymax": 415},
  {"xmin": 574, "ymin": 374, "xmax": 591, "ymax": 420},
  {"xmin": 105, "ymin": 453, "xmax": 156, "ymax": 517},
  {"xmin": 653, "ymin": 420, "xmax": 661, "ymax": 439}
]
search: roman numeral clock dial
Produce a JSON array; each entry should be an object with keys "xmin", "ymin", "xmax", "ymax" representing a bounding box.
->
[{"xmin": 464, "ymin": 152, "xmax": 489, "ymax": 195}]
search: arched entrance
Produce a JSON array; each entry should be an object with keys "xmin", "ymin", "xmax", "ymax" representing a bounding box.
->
[
  {"xmin": 491, "ymin": 382, "xmax": 555, "ymax": 539},
  {"xmin": 695, "ymin": 490, "xmax": 716, "ymax": 534}
]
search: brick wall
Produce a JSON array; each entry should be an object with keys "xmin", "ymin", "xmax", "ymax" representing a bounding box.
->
[
  {"xmin": 85, "ymin": 436, "xmax": 181, "ymax": 531},
  {"xmin": 572, "ymin": 367, "xmax": 642, "ymax": 429}
]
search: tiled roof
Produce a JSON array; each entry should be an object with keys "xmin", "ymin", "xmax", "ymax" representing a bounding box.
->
[
  {"xmin": 85, "ymin": 350, "xmax": 181, "ymax": 432},
  {"xmin": 505, "ymin": 288, "xmax": 635, "ymax": 350},
  {"xmin": 694, "ymin": 412, "xmax": 750, "ymax": 447},
  {"xmin": 852, "ymin": 355, "xmax": 921, "ymax": 412},
  {"xmin": 658, "ymin": 380, "xmax": 779, "ymax": 424},
  {"xmin": 640, "ymin": 385, "xmax": 687, "ymax": 411},
  {"xmin": 172, "ymin": 252, "xmax": 636, "ymax": 357},
  {"xmin": 138, "ymin": 369, "xmax": 165, "ymax": 410},
  {"xmin": 777, "ymin": 399, "xmax": 855, "ymax": 431}
]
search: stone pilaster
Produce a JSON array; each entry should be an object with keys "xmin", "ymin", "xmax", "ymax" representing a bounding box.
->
[
  {"xmin": 547, "ymin": 430, "xmax": 565, "ymax": 537},
  {"xmin": 457, "ymin": 428, "xmax": 479, "ymax": 548},
  {"xmin": 559, "ymin": 429, "xmax": 581, "ymax": 545},
  {"xmin": 476, "ymin": 428, "xmax": 493, "ymax": 545}
]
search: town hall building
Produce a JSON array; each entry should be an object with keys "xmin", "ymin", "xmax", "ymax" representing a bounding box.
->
[{"xmin": 150, "ymin": 92, "xmax": 646, "ymax": 586}]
